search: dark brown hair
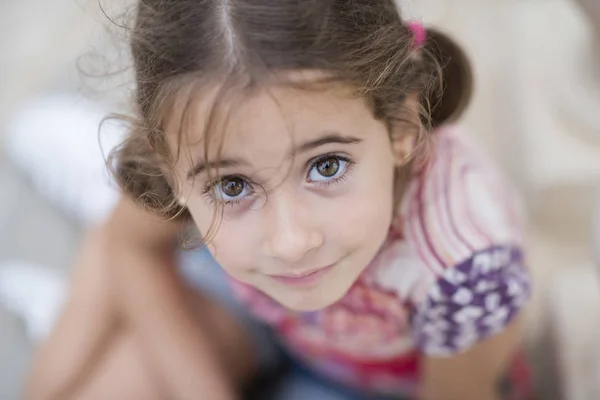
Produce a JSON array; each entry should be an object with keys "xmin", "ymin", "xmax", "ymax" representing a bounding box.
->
[{"xmin": 110, "ymin": 0, "xmax": 473, "ymax": 226}]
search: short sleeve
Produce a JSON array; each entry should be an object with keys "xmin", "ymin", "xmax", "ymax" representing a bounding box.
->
[
  {"xmin": 403, "ymin": 128, "xmax": 531, "ymax": 357},
  {"xmin": 410, "ymin": 245, "xmax": 531, "ymax": 357}
]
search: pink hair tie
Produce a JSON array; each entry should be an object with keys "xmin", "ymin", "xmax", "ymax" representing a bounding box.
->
[{"xmin": 408, "ymin": 21, "xmax": 427, "ymax": 49}]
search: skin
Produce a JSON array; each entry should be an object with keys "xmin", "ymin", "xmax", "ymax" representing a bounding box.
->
[
  {"xmin": 25, "ymin": 80, "xmax": 523, "ymax": 400},
  {"xmin": 172, "ymin": 82, "xmax": 400, "ymax": 311}
]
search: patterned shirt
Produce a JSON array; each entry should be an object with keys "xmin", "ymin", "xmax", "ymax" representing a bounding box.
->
[{"xmin": 228, "ymin": 126, "xmax": 532, "ymax": 398}]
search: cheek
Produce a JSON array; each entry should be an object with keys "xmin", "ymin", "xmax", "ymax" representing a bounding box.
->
[
  {"xmin": 186, "ymin": 201, "xmax": 258, "ymax": 275},
  {"xmin": 209, "ymin": 226, "xmax": 255, "ymax": 276},
  {"xmin": 326, "ymin": 157, "xmax": 396, "ymax": 249}
]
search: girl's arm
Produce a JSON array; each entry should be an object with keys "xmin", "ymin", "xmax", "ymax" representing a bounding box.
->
[
  {"xmin": 420, "ymin": 318, "xmax": 522, "ymax": 400},
  {"xmin": 403, "ymin": 136, "xmax": 532, "ymax": 400},
  {"xmin": 105, "ymin": 198, "xmax": 253, "ymax": 400}
]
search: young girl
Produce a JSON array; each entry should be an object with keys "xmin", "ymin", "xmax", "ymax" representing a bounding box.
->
[{"xmin": 25, "ymin": 1, "xmax": 532, "ymax": 399}]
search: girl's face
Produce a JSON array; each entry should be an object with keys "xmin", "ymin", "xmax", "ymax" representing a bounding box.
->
[{"xmin": 171, "ymin": 80, "xmax": 409, "ymax": 311}]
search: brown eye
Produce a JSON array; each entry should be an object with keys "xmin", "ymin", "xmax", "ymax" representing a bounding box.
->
[
  {"xmin": 219, "ymin": 177, "xmax": 245, "ymax": 198},
  {"xmin": 308, "ymin": 156, "xmax": 350, "ymax": 183},
  {"xmin": 316, "ymin": 157, "xmax": 339, "ymax": 177}
]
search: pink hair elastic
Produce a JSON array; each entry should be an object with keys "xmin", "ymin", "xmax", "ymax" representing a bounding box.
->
[{"xmin": 408, "ymin": 21, "xmax": 427, "ymax": 48}]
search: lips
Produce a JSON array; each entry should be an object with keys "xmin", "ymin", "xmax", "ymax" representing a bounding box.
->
[{"xmin": 268, "ymin": 265, "xmax": 334, "ymax": 287}]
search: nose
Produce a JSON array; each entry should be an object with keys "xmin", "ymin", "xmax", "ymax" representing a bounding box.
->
[{"xmin": 262, "ymin": 194, "xmax": 324, "ymax": 263}]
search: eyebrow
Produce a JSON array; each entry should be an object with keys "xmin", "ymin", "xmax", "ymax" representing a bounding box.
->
[{"xmin": 186, "ymin": 132, "xmax": 362, "ymax": 180}]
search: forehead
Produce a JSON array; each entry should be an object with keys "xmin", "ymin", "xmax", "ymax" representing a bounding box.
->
[{"xmin": 168, "ymin": 77, "xmax": 377, "ymax": 161}]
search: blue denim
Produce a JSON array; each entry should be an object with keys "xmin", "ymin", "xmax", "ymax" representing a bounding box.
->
[{"xmin": 277, "ymin": 358, "xmax": 411, "ymax": 400}]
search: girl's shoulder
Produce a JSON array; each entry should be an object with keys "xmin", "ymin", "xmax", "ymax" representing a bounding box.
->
[
  {"xmin": 399, "ymin": 124, "xmax": 526, "ymax": 271},
  {"xmin": 366, "ymin": 125, "xmax": 532, "ymax": 357},
  {"xmin": 372, "ymin": 125, "xmax": 531, "ymax": 356}
]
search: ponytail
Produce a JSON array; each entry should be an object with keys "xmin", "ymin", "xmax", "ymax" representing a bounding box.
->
[{"xmin": 422, "ymin": 28, "xmax": 473, "ymax": 128}]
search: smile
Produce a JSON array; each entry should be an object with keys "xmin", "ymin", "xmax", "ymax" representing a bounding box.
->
[{"xmin": 268, "ymin": 265, "xmax": 334, "ymax": 287}]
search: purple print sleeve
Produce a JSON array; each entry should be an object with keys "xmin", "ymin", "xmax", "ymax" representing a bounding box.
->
[{"xmin": 410, "ymin": 246, "xmax": 531, "ymax": 357}]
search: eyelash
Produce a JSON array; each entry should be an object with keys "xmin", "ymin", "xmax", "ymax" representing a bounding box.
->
[
  {"xmin": 305, "ymin": 153, "xmax": 354, "ymax": 187},
  {"xmin": 202, "ymin": 154, "xmax": 354, "ymax": 207},
  {"xmin": 201, "ymin": 177, "xmax": 253, "ymax": 208}
]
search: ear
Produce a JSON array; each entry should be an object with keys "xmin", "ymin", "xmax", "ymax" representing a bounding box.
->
[
  {"xmin": 390, "ymin": 93, "xmax": 421, "ymax": 166},
  {"xmin": 175, "ymin": 189, "xmax": 192, "ymax": 209}
]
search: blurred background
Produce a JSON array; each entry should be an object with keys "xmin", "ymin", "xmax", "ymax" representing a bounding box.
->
[{"xmin": 1, "ymin": 0, "xmax": 599, "ymax": 399}]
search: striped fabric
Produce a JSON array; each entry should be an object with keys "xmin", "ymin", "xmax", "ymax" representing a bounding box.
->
[{"xmin": 400, "ymin": 127, "xmax": 524, "ymax": 275}]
